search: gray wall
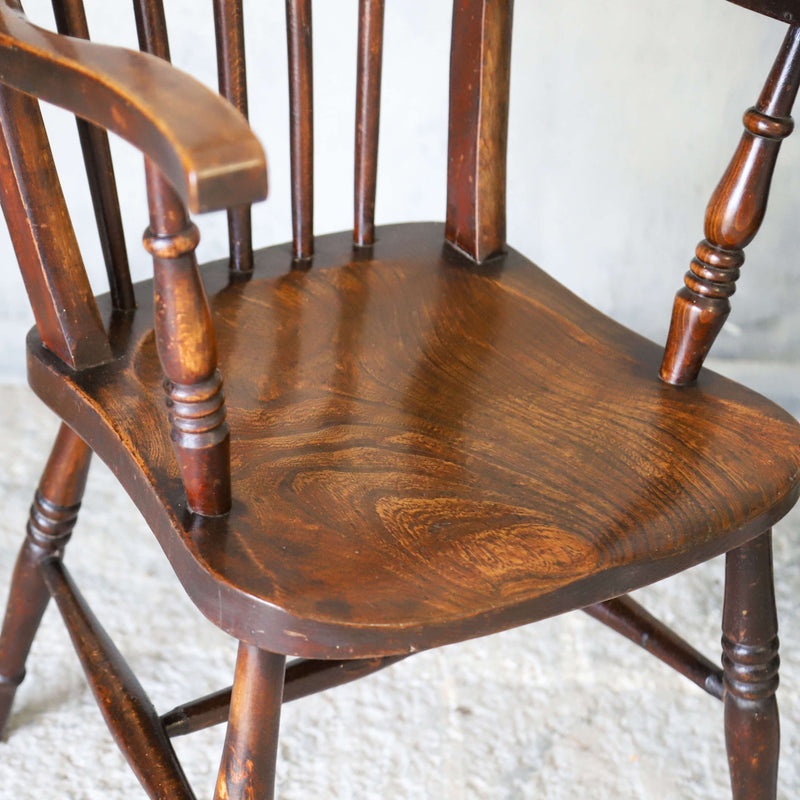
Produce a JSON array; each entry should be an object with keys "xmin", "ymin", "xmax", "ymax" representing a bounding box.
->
[{"xmin": 0, "ymin": 0, "xmax": 797, "ymax": 384}]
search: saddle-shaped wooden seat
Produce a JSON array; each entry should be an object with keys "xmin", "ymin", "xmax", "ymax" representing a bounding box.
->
[
  {"xmin": 1, "ymin": 1, "xmax": 799, "ymax": 798},
  {"xmin": 27, "ymin": 223, "xmax": 800, "ymax": 658}
]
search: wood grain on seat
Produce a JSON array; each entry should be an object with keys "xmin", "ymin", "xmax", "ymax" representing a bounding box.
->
[{"xmin": 26, "ymin": 223, "xmax": 800, "ymax": 658}]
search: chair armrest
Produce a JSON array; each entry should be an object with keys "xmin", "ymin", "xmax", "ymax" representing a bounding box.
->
[{"xmin": 0, "ymin": 2, "xmax": 267, "ymax": 214}]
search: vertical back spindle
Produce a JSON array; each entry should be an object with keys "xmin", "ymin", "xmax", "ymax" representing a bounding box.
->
[
  {"xmin": 446, "ymin": 0, "xmax": 514, "ymax": 263},
  {"xmin": 51, "ymin": 0, "xmax": 135, "ymax": 311},
  {"xmin": 285, "ymin": 0, "xmax": 313, "ymax": 260},
  {"xmin": 133, "ymin": 0, "xmax": 231, "ymax": 515},
  {"xmin": 213, "ymin": 0, "xmax": 253, "ymax": 274},
  {"xmin": 353, "ymin": 0, "xmax": 384, "ymax": 247}
]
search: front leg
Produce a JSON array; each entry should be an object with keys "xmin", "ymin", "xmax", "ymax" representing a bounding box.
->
[{"xmin": 722, "ymin": 531, "xmax": 780, "ymax": 800}]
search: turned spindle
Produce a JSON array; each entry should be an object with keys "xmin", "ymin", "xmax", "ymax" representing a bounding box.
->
[
  {"xmin": 143, "ymin": 176, "xmax": 231, "ymax": 516},
  {"xmin": 136, "ymin": 0, "xmax": 231, "ymax": 516},
  {"xmin": 661, "ymin": 25, "xmax": 800, "ymax": 385}
]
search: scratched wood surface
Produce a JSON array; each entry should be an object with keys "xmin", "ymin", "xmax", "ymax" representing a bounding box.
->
[{"xmin": 26, "ymin": 223, "xmax": 800, "ymax": 659}]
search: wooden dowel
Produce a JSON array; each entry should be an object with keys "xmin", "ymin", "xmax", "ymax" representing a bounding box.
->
[
  {"xmin": 584, "ymin": 595, "xmax": 724, "ymax": 699},
  {"xmin": 353, "ymin": 0, "xmax": 384, "ymax": 246},
  {"xmin": 51, "ymin": 0, "xmax": 135, "ymax": 311},
  {"xmin": 41, "ymin": 559, "xmax": 197, "ymax": 800},
  {"xmin": 162, "ymin": 654, "xmax": 407, "ymax": 738},
  {"xmin": 213, "ymin": 0, "xmax": 254, "ymax": 274},
  {"xmin": 285, "ymin": 0, "xmax": 313, "ymax": 260}
]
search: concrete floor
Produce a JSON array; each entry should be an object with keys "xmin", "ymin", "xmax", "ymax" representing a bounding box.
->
[{"xmin": 0, "ymin": 380, "xmax": 797, "ymax": 799}]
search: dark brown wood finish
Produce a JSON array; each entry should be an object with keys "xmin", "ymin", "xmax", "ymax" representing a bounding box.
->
[
  {"xmin": 213, "ymin": 0, "xmax": 253, "ymax": 274},
  {"xmin": 446, "ymin": 0, "xmax": 513, "ymax": 263},
  {"xmin": 354, "ymin": 0, "xmax": 384, "ymax": 247},
  {"xmin": 214, "ymin": 644, "xmax": 285, "ymax": 800},
  {"xmin": 162, "ymin": 654, "xmax": 407, "ymax": 737},
  {"xmin": 0, "ymin": 1, "xmax": 267, "ymax": 214},
  {"xmin": 26, "ymin": 224, "xmax": 800, "ymax": 658},
  {"xmin": 723, "ymin": 532, "xmax": 780, "ymax": 800},
  {"xmin": 0, "ymin": 84, "xmax": 111, "ymax": 369},
  {"xmin": 135, "ymin": 0, "xmax": 232, "ymax": 516},
  {"xmin": 585, "ymin": 595, "xmax": 724, "ymax": 699},
  {"xmin": 0, "ymin": 424, "xmax": 91, "ymax": 736},
  {"xmin": 661, "ymin": 25, "xmax": 800, "ymax": 384},
  {"xmin": 50, "ymin": 0, "xmax": 135, "ymax": 311},
  {"xmin": 41, "ymin": 558, "xmax": 197, "ymax": 800},
  {"xmin": 727, "ymin": 0, "xmax": 800, "ymax": 23},
  {"xmin": 0, "ymin": 2, "xmax": 797, "ymax": 797},
  {"xmin": 285, "ymin": 0, "xmax": 314, "ymax": 260}
]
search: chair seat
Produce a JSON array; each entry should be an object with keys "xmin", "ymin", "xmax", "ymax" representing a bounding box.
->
[{"xmin": 26, "ymin": 223, "xmax": 800, "ymax": 658}]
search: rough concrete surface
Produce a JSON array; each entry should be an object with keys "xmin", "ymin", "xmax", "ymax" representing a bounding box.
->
[{"xmin": 0, "ymin": 384, "xmax": 797, "ymax": 799}]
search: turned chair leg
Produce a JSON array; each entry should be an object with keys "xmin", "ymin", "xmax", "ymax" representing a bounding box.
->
[
  {"xmin": 722, "ymin": 531, "xmax": 780, "ymax": 800},
  {"xmin": 214, "ymin": 643, "xmax": 286, "ymax": 800},
  {"xmin": 0, "ymin": 424, "xmax": 91, "ymax": 737}
]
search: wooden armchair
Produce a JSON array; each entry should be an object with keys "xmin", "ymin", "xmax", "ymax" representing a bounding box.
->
[{"xmin": 0, "ymin": 1, "xmax": 799, "ymax": 798}]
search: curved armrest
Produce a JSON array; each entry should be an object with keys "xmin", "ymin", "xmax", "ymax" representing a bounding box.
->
[{"xmin": 0, "ymin": 2, "xmax": 266, "ymax": 214}]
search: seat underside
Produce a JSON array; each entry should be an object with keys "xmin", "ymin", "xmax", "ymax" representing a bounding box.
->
[{"xmin": 26, "ymin": 223, "xmax": 800, "ymax": 658}]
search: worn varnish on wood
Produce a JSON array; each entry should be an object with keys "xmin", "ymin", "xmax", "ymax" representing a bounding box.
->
[
  {"xmin": 0, "ymin": 0, "xmax": 797, "ymax": 798},
  {"xmin": 26, "ymin": 223, "xmax": 800, "ymax": 658}
]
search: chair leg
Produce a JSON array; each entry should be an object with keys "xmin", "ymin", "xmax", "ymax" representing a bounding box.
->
[
  {"xmin": 722, "ymin": 531, "xmax": 780, "ymax": 800},
  {"xmin": 0, "ymin": 424, "xmax": 92, "ymax": 737},
  {"xmin": 214, "ymin": 643, "xmax": 286, "ymax": 800}
]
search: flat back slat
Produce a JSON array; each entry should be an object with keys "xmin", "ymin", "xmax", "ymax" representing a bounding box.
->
[
  {"xmin": 0, "ymin": 84, "xmax": 111, "ymax": 369},
  {"xmin": 213, "ymin": 0, "xmax": 253, "ymax": 274},
  {"xmin": 353, "ymin": 0, "xmax": 384, "ymax": 247},
  {"xmin": 51, "ymin": 0, "xmax": 135, "ymax": 311},
  {"xmin": 285, "ymin": 0, "xmax": 313, "ymax": 260},
  {"xmin": 446, "ymin": 0, "xmax": 513, "ymax": 263}
]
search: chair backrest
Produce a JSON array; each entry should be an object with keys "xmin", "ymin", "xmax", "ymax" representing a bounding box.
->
[
  {"xmin": 0, "ymin": 0, "xmax": 514, "ymax": 516},
  {"xmin": 0, "ymin": 0, "xmax": 794, "ymax": 514}
]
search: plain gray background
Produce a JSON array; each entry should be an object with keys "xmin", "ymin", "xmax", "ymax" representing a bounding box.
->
[{"xmin": 0, "ymin": 0, "xmax": 797, "ymax": 392}]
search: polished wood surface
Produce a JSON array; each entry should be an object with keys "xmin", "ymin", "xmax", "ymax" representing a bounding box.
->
[
  {"xmin": 286, "ymin": 0, "xmax": 314, "ymax": 260},
  {"xmin": 27, "ymin": 223, "xmax": 800, "ymax": 658},
  {"xmin": 162, "ymin": 654, "xmax": 407, "ymax": 738},
  {"xmin": 51, "ymin": 0, "xmax": 135, "ymax": 312},
  {"xmin": 446, "ymin": 0, "xmax": 512, "ymax": 263},
  {"xmin": 135, "ymin": 0, "xmax": 232, "ymax": 516},
  {"xmin": 213, "ymin": 0, "xmax": 253, "ymax": 274},
  {"xmin": 353, "ymin": 0, "xmax": 384, "ymax": 247},
  {"xmin": 727, "ymin": 0, "xmax": 800, "ymax": 23},
  {"xmin": 0, "ymin": 0, "xmax": 266, "ymax": 213},
  {"xmin": 41, "ymin": 558, "xmax": 197, "ymax": 800},
  {"xmin": 213, "ymin": 644, "xmax": 284, "ymax": 800},
  {"xmin": 661, "ymin": 25, "xmax": 800, "ymax": 384},
  {"xmin": 722, "ymin": 532, "xmax": 780, "ymax": 799},
  {"xmin": 0, "ymin": 424, "xmax": 91, "ymax": 737},
  {"xmin": 0, "ymin": 84, "xmax": 111, "ymax": 370},
  {"xmin": 0, "ymin": 2, "xmax": 797, "ymax": 797}
]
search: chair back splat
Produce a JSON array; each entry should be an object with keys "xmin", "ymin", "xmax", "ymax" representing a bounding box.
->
[{"xmin": 0, "ymin": 2, "xmax": 800, "ymax": 798}]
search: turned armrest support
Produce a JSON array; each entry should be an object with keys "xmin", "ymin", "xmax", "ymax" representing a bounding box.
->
[{"xmin": 0, "ymin": 1, "xmax": 267, "ymax": 214}]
